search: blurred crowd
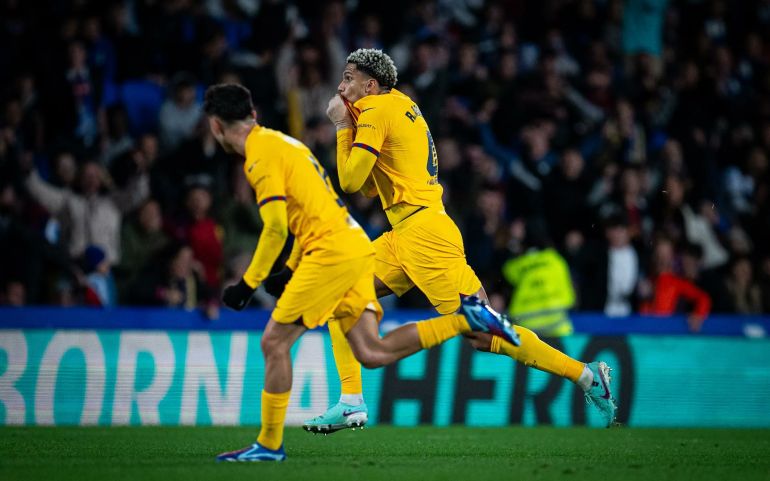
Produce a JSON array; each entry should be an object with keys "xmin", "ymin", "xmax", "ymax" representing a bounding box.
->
[{"xmin": 1, "ymin": 0, "xmax": 769, "ymax": 321}]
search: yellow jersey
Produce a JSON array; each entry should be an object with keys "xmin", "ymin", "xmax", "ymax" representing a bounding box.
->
[
  {"xmin": 352, "ymin": 89, "xmax": 444, "ymax": 223},
  {"xmin": 244, "ymin": 125, "xmax": 373, "ymax": 264}
]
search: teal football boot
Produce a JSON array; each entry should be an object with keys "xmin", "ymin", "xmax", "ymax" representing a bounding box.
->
[
  {"xmin": 302, "ymin": 402, "xmax": 368, "ymax": 434},
  {"xmin": 584, "ymin": 361, "xmax": 617, "ymax": 427}
]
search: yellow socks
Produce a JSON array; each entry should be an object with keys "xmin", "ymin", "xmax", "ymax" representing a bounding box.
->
[
  {"xmin": 329, "ymin": 319, "xmax": 363, "ymax": 395},
  {"xmin": 257, "ymin": 390, "xmax": 290, "ymax": 450},
  {"xmin": 491, "ymin": 326, "xmax": 585, "ymax": 382},
  {"xmin": 416, "ymin": 314, "xmax": 471, "ymax": 349}
]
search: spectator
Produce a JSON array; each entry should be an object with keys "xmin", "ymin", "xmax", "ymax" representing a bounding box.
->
[
  {"xmin": 130, "ymin": 242, "xmax": 217, "ymax": 319},
  {"xmin": 640, "ymin": 238, "xmax": 712, "ymax": 331},
  {"xmin": 0, "ymin": 181, "xmax": 80, "ymax": 304},
  {"xmin": 25, "ymin": 158, "xmax": 149, "ymax": 263},
  {"xmin": 116, "ymin": 199, "xmax": 169, "ymax": 299},
  {"xmin": 464, "ymin": 184, "xmax": 507, "ymax": 282},
  {"xmin": 158, "ymin": 73, "xmax": 202, "ymax": 152},
  {"xmin": 81, "ymin": 245, "xmax": 117, "ymax": 307},
  {"xmin": 578, "ymin": 214, "xmax": 640, "ymax": 317},
  {"xmin": 220, "ymin": 169, "xmax": 262, "ymax": 259},
  {"xmin": 501, "ymin": 219, "xmax": 576, "ymax": 337},
  {"xmin": 0, "ymin": 280, "xmax": 26, "ymax": 307},
  {"xmin": 167, "ymin": 183, "xmax": 223, "ymax": 290},
  {"xmin": 721, "ymin": 256, "xmax": 763, "ymax": 315},
  {"xmin": 100, "ymin": 105, "xmax": 134, "ymax": 167},
  {"xmin": 543, "ymin": 148, "xmax": 591, "ymax": 247}
]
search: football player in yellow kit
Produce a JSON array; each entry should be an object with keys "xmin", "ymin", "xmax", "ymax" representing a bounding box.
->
[
  {"xmin": 300, "ymin": 49, "xmax": 617, "ymax": 432},
  {"xmin": 205, "ymin": 83, "xmax": 518, "ymax": 462}
]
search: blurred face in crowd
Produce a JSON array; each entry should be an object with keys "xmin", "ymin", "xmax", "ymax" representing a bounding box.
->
[
  {"xmin": 0, "ymin": 184, "xmax": 17, "ymax": 214},
  {"xmin": 139, "ymin": 200, "xmax": 163, "ymax": 233},
  {"xmin": 170, "ymin": 246, "xmax": 194, "ymax": 279},
  {"xmin": 681, "ymin": 251, "xmax": 701, "ymax": 281},
  {"xmin": 653, "ymin": 239, "xmax": 675, "ymax": 274},
  {"xmin": 747, "ymin": 147, "xmax": 768, "ymax": 177},
  {"xmin": 477, "ymin": 189, "xmax": 504, "ymax": 221},
  {"xmin": 664, "ymin": 175, "xmax": 685, "ymax": 207},
  {"xmin": 361, "ymin": 15, "xmax": 381, "ymax": 39},
  {"xmin": 661, "ymin": 139, "xmax": 684, "ymax": 174},
  {"xmin": 55, "ymin": 152, "xmax": 77, "ymax": 187},
  {"xmin": 458, "ymin": 43, "xmax": 479, "ymax": 72},
  {"xmin": 620, "ymin": 168, "xmax": 641, "ymax": 198},
  {"xmin": 561, "ymin": 149, "xmax": 584, "ymax": 179},
  {"xmin": 4, "ymin": 99, "xmax": 22, "ymax": 128},
  {"xmin": 606, "ymin": 224, "xmax": 630, "ymax": 248},
  {"xmin": 68, "ymin": 42, "xmax": 87, "ymax": 70},
  {"xmin": 80, "ymin": 162, "xmax": 102, "ymax": 195},
  {"xmin": 499, "ymin": 51, "xmax": 518, "ymax": 80},
  {"xmin": 437, "ymin": 138, "xmax": 460, "ymax": 171},
  {"xmin": 186, "ymin": 187, "xmax": 212, "ymax": 219},
  {"xmin": 175, "ymin": 85, "xmax": 197, "ymax": 109},
  {"xmin": 4, "ymin": 281, "xmax": 25, "ymax": 307},
  {"xmin": 83, "ymin": 16, "xmax": 101, "ymax": 41},
  {"xmin": 617, "ymin": 99, "xmax": 634, "ymax": 126},
  {"xmin": 139, "ymin": 134, "xmax": 159, "ymax": 165},
  {"xmin": 338, "ymin": 64, "xmax": 380, "ymax": 103}
]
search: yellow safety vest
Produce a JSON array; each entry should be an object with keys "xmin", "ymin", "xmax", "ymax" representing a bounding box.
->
[{"xmin": 502, "ymin": 248, "xmax": 575, "ymax": 337}]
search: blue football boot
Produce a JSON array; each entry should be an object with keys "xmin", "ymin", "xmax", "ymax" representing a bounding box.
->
[
  {"xmin": 302, "ymin": 401, "xmax": 368, "ymax": 434},
  {"xmin": 216, "ymin": 442, "xmax": 286, "ymax": 462},
  {"xmin": 460, "ymin": 296, "xmax": 521, "ymax": 346},
  {"xmin": 584, "ymin": 361, "xmax": 618, "ymax": 427}
]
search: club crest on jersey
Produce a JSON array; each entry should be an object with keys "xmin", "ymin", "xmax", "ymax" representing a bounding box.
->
[{"xmin": 405, "ymin": 105, "xmax": 423, "ymax": 123}]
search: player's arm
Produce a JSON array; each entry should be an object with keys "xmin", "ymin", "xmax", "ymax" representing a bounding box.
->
[
  {"xmin": 329, "ymin": 95, "xmax": 386, "ymax": 194},
  {"xmin": 243, "ymin": 199, "xmax": 289, "ymax": 288},
  {"xmin": 223, "ymin": 199, "xmax": 289, "ymax": 310},
  {"xmin": 263, "ymin": 238, "xmax": 300, "ymax": 298},
  {"xmin": 335, "ymin": 127, "xmax": 378, "ymax": 193},
  {"xmin": 360, "ymin": 173, "xmax": 378, "ymax": 198},
  {"xmin": 223, "ymin": 153, "xmax": 291, "ymax": 310}
]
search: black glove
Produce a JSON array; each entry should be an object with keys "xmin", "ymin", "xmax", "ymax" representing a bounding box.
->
[
  {"xmin": 222, "ymin": 279, "xmax": 256, "ymax": 311},
  {"xmin": 263, "ymin": 268, "xmax": 293, "ymax": 298}
]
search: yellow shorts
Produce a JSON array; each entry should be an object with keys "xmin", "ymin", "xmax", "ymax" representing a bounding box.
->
[
  {"xmin": 374, "ymin": 206, "xmax": 482, "ymax": 314},
  {"xmin": 272, "ymin": 254, "xmax": 383, "ymax": 333}
]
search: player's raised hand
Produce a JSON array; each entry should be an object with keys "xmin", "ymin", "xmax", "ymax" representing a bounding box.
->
[
  {"xmin": 326, "ymin": 95, "xmax": 353, "ymax": 130},
  {"xmin": 222, "ymin": 279, "xmax": 256, "ymax": 311}
]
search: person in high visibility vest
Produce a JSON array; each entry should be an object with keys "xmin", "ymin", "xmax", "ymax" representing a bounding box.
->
[{"xmin": 502, "ymin": 220, "xmax": 575, "ymax": 337}]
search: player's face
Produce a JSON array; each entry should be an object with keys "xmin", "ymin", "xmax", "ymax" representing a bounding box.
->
[
  {"xmin": 208, "ymin": 116, "xmax": 235, "ymax": 153},
  {"xmin": 338, "ymin": 64, "xmax": 374, "ymax": 103}
]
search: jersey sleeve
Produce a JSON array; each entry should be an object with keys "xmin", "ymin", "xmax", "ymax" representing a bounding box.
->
[
  {"xmin": 352, "ymin": 107, "xmax": 389, "ymax": 158},
  {"xmin": 244, "ymin": 155, "xmax": 287, "ymax": 208}
]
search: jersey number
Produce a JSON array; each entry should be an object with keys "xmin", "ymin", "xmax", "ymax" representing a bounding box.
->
[
  {"xmin": 426, "ymin": 130, "xmax": 438, "ymax": 179},
  {"xmin": 308, "ymin": 155, "xmax": 345, "ymax": 207}
]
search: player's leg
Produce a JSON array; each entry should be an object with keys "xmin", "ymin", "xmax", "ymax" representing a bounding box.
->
[
  {"xmin": 305, "ymin": 231, "xmax": 411, "ymax": 432},
  {"xmin": 338, "ymin": 256, "xmax": 517, "ymax": 369},
  {"xmin": 402, "ymin": 212, "xmax": 617, "ymax": 425},
  {"xmin": 216, "ymin": 318, "xmax": 306, "ymax": 462},
  {"xmin": 328, "ymin": 319, "xmax": 364, "ymax": 405},
  {"xmin": 258, "ymin": 319, "xmax": 306, "ymax": 448},
  {"xmin": 343, "ymin": 296, "xmax": 515, "ymax": 369},
  {"xmin": 302, "ymin": 317, "xmax": 369, "ymax": 433}
]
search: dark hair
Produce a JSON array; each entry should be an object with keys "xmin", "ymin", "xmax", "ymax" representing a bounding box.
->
[{"xmin": 203, "ymin": 83, "xmax": 254, "ymax": 122}]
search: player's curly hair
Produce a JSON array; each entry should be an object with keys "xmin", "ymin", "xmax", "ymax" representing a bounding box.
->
[{"xmin": 346, "ymin": 49, "xmax": 398, "ymax": 89}]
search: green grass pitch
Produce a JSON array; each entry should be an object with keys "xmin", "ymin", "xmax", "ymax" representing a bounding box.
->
[{"xmin": 1, "ymin": 426, "xmax": 769, "ymax": 481}]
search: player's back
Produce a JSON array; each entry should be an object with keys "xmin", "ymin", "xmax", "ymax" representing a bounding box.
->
[
  {"xmin": 353, "ymin": 89, "xmax": 444, "ymax": 220},
  {"xmin": 244, "ymin": 126, "xmax": 372, "ymax": 263}
]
